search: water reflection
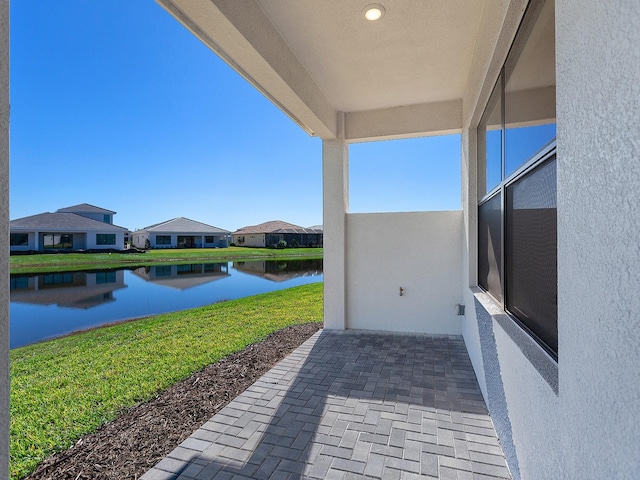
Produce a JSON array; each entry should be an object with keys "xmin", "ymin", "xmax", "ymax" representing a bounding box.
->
[
  {"xmin": 10, "ymin": 270, "xmax": 127, "ymax": 309},
  {"xmin": 131, "ymin": 262, "xmax": 229, "ymax": 290},
  {"xmin": 10, "ymin": 259, "xmax": 323, "ymax": 349},
  {"xmin": 232, "ymin": 258, "xmax": 323, "ymax": 282}
]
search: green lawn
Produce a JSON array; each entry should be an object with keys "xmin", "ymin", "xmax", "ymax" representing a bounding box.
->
[
  {"xmin": 10, "ymin": 282, "xmax": 323, "ymax": 479},
  {"xmin": 10, "ymin": 247, "xmax": 323, "ymax": 274}
]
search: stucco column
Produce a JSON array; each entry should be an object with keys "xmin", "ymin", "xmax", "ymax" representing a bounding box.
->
[
  {"xmin": 0, "ymin": 0, "xmax": 9, "ymax": 476},
  {"xmin": 322, "ymin": 113, "xmax": 348, "ymax": 330}
]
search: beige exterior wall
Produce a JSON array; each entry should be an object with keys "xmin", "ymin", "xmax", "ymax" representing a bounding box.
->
[
  {"xmin": 132, "ymin": 232, "xmax": 149, "ymax": 249},
  {"xmin": 232, "ymin": 233, "xmax": 265, "ymax": 248}
]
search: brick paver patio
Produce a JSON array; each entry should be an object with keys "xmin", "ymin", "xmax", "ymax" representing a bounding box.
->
[{"xmin": 141, "ymin": 330, "xmax": 511, "ymax": 480}]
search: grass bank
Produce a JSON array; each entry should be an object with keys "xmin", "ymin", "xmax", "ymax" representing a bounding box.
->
[
  {"xmin": 10, "ymin": 282, "xmax": 323, "ymax": 479},
  {"xmin": 10, "ymin": 246, "xmax": 323, "ymax": 274}
]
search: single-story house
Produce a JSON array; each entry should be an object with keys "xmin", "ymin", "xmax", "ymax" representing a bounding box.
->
[
  {"xmin": 10, "ymin": 204, "xmax": 128, "ymax": 252},
  {"xmin": 232, "ymin": 220, "xmax": 323, "ymax": 247},
  {"xmin": 131, "ymin": 217, "xmax": 230, "ymax": 249}
]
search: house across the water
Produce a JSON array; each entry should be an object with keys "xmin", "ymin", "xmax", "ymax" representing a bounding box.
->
[
  {"xmin": 131, "ymin": 217, "xmax": 230, "ymax": 249},
  {"xmin": 232, "ymin": 220, "xmax": 323, "ymax": 248},
  {"xmin": 10, "ymin": 203, "xmax": 128, "ymax": 252}
]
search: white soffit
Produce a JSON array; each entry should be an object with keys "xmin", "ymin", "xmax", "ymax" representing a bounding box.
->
[
  {"xmin": 157, "ymin": 0, "xmax": 487, "ymax": 139},
  {"xmin": 258, "ymin": 0, "xmax": 485, "ymax": 112}
]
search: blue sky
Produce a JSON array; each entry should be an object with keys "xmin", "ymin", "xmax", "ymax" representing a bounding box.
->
[{"xmin": 10, "ymin": 1, "xmax": 461, "ymax": 233}]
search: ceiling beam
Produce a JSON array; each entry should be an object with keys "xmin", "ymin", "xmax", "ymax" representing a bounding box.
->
[{"xmin": 344, "ymin": 100, "xmax": 463, "ymax": 143}]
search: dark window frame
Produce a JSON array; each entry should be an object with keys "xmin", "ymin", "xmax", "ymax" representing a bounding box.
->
[
  {"xmin": 155, "ymin": 235, "xmax": 171, "ymax": 246},
  {"xmin": 177, "ymin": 236, "xmax": 196, "ymax": 248},
  {"xmin": 95, "ymin": 271, "xmax": 117, "ymax": 284},
  {"xmin": 10, "ymin": 233, "xmax": 29, "ymax": 246},
  {"xmin": 154, "ymin": 266, "xmax": 172, "ymax": 277},
  {"xmin": 479, "ymin": 148, "xmax": 558, "ymax": 361},
  {"xmin": 477, "ymin": 0, "xmax": 557, "ymax": 360},
  {"xmin": 43, "ymin": 233, "xmax": 73, "ymax": 249},
  {"xmin": 10, "ymin": 277, "xmax": 29, "ymax": 290},
  {"xmin": 503, "ymin": 149, "xmax": 557, "ymax": 355},
  {"xmin": 96, "ymin": 234, "xmax": 116, "ymax": 245}
]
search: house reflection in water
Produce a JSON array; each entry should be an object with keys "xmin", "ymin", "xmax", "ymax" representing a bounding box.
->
[
  {"xmin": 131, "ymin": 263, "xmax": 230, "ymax": 290},
  {"xmin": 232, "ymin": 259, "xmax": 323, "ymax": 283},
  {"xmin": 10, "ymin": 270, "xmax": 127, "ymax": 309}
]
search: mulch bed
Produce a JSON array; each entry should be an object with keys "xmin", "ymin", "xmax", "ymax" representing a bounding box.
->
[{"xmin": 25, "ymin": 322, "xmax": 323, "ymax": 480}]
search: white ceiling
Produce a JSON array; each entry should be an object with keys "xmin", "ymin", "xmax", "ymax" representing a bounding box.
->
[{"xmin": 256, "ymin": 0, "xmax": 486, "ymax": 112}]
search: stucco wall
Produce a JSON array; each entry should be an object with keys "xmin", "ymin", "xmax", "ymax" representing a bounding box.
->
[
  {"xmin": 492, "ymin": 317, "xmax": 559, "ymax": 478},
  {"xmin": 459, "ymin": 0, "xmax": 640, "ymax": 478},
  {"xmin": 233, "ymin": 234, "xmax": 265, "ymax": 248},
  {"xmin": 74, "ymin": 212, "xmax": 111, "ymax": 224},
  {"xmin": 556, "ymin": 0, "xmax": 640, "ymax": 477},
  {"xmin": 85, "ymin": 232, "xmax": 125, "ymax": 250},
  {"xmin": 345, "ymin": 211, "xmax": 463, "ymax": 334},
  {"xmin": 132, "ymin": 232, "xmax": 149, "ymax": 249},
  {"xmin": 470, "ymin": 292, "xmax": 559, "ymax": 480},
  {"xmin": 0, "ymin": 0, "xmax": 9, "ymax": 474}
]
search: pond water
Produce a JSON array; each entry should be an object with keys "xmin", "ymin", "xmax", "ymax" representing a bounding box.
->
[{"xmin": 10, "ymin": 259, "xmax": 323, "ymax": 349}]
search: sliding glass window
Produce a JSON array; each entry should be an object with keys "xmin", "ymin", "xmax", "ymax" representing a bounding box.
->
[
  {"xmin": 505, "ymin": 157, "xmax": 557, "ymax": 353},
  {"xmin": 96, "ymin": 234, "xmax": 116, "ymax": 245},
  {"xmin": 155, "ymin": 235, "xmax": 171, "ymax": 246},
  {"xmin": 10, "ymin": 233, "xmax": 29, "ymax": 246},
  {"xmin": 477, "ymin": 0, "xmax": 557, "ymax": 359},
  {"xmin": 43, "ymin": 234, "xmax": 73, "ymax": 249}
]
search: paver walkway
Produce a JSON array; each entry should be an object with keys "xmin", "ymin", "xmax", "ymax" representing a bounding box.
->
[{"xmin": 141, "ymin": 330, "xmax": 512, "ymax": 480}]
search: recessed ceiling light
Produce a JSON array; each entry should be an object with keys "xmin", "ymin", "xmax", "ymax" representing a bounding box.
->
[{"xmin": 363, "ymin": 4, "xmax": 385, "ymax": 21}]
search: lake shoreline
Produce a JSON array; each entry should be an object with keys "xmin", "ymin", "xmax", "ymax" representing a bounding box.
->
[
  {"xmin": 11, "ymin": 259, "xmax": 323, "ymax": 349},
  {"xmin": 10, "ymin": 246, "xmax": 323, "ymax": 275},
  {"xmin": 10, "ymin": 283, "xmax": 324, "ymax": 479}
]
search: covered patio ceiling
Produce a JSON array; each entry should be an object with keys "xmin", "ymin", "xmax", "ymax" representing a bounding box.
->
[{"xmin": 156, "ymin": 0, "xmax": 502, "ymax": 142}]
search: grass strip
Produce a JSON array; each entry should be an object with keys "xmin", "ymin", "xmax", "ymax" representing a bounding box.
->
[
  {"xmin": 10, "ymin": 282, "xmax": 323, "ymax": 479},
  {"xmin": 10, "ymin": 247, "xmax": 323, "ymax": 274}
]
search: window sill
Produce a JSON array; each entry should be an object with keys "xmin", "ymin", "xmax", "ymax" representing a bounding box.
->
[{"xmin": 471, "ymin": 287, "xmax": 558, "ymax": 395}]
